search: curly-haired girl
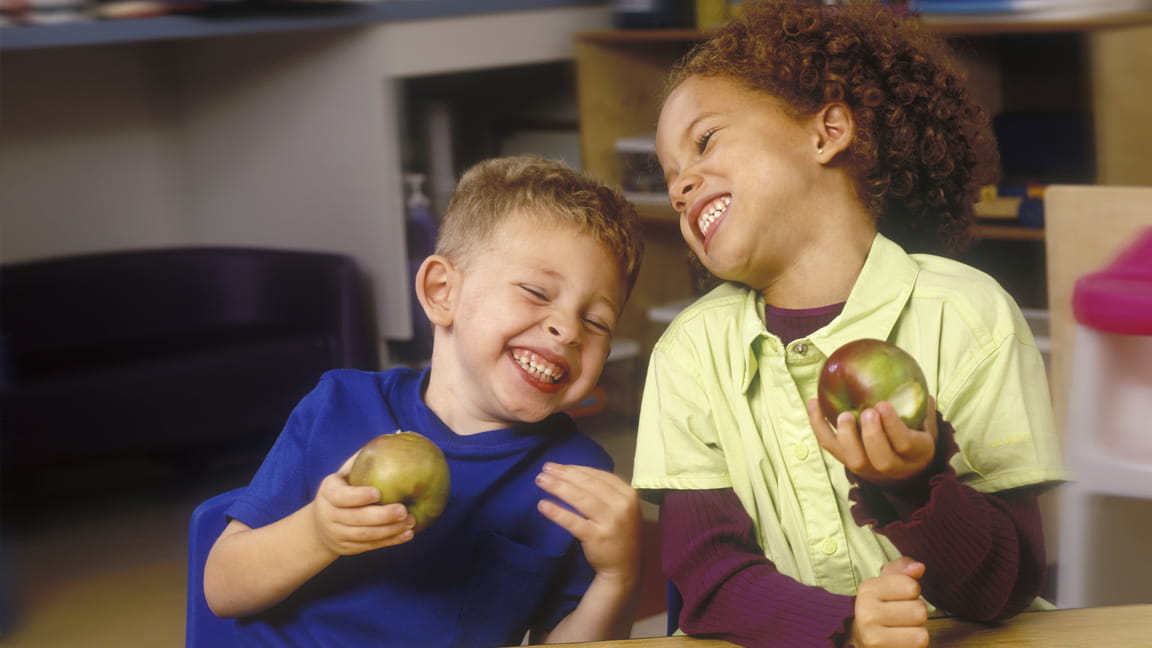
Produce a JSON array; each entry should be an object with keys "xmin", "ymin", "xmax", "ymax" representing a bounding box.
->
[{"xmin": 631, "ymin": 1, "xmax": 1065, "ymax": 647}]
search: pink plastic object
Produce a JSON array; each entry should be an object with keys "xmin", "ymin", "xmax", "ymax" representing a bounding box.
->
[{"xmin": 1072, "ymin": 227, "xmax": 1152, "ymax": 335}]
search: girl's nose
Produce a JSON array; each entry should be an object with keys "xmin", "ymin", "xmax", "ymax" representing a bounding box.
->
[{"xmin": 668, "ymin": 172, "xmax": 700, "ymax": 212}]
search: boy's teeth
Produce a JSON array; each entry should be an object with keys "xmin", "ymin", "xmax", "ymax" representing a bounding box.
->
[
  {"xmin": 512, "ymin": 350, "xmax": 565, "ymax": 384},
  {"xmin": 698, "ymin": 196, "xmax": 731, "ymax": 237}
]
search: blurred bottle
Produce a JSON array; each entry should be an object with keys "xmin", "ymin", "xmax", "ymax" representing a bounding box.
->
[
  {"xmin": 613, "ymin": 0, "xmax": 693, "ymax": 28},
  {"xmin": 389, "ymin": 174, "xmax": 439, "ymax": 365}
]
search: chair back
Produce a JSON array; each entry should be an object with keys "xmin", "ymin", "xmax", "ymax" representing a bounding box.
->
[{"xmin": 186, "ymin": 488, "xmax": 245, "ymax": 648}]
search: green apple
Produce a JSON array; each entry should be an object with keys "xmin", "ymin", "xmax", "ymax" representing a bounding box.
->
[
  {"xmin": 816, "ymin": 338, "xmax": 930, "ymax": 430},
  {"xmin": 348, "ymin": 431, "xmax": 450, "ymax": 532}
]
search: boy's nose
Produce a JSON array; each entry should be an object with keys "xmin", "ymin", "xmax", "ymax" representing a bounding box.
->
[{"xmin": 546, "ymin": 320, "xmax": 579, "ymax": 346}]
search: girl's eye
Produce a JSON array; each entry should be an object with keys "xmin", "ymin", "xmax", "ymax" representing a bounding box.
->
[{"xmin": 694, "ymin": 127, "xmax": 717, "ymax": 154}]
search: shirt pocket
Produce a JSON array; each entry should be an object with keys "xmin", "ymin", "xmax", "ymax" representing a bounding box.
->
[{"xmin": 450, "ymin": 531, "xmax": 565, "ymax": 648}]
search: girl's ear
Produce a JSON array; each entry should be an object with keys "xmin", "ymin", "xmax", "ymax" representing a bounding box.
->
[
  {"xmin": 415, "ymin": 255, "xmax": 456, "ymax": 328},
  {"xmin": 814, "ymin": 102, "xmax": 855, "ymax": 164}
]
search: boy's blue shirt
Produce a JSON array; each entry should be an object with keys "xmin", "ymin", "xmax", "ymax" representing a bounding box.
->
[{"xmin": 225, "ymin": 367, "xmax": 612, "ymax": 648}]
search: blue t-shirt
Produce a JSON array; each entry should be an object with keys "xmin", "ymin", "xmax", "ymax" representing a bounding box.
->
[{"xmin": 225, "ymin": 367, "xmax": 613, "ymax": 647}]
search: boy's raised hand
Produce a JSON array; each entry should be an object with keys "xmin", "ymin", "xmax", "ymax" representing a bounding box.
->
[
  {"xmin": 311, "ymin": 452, "xmax": 417, "ymax": 556},
  {"xmin": 848, "ymin": 557, "xmax": 929, "ymax": 648},
  {"xmin": 534, "ymin": 463, "xmax": 642, "ymax": 584},
  {"xmin": 807, "ymin": 396, "xmax": 938, "ymax": 489}
]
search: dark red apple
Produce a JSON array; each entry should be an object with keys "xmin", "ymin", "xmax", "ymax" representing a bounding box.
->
[
  {"xmin": 347, "ymin": 431, "xmax": 450, "ymax": 532},
  {"xmin": 817, "ymin": 339, "xmax": 930, "ymax": 429}
]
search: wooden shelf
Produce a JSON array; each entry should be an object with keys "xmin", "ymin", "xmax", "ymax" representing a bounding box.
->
[
  {"xmin": 575, "ymin": 10, "xmax": 1152, "ymax": 44},
  {"xmin": 973, "ymin": 224, "xmax": 1046, "ymax": 242},
  {"xmin": 919, "ymin": 10, "xmax": 1152, "ymax": 34}
]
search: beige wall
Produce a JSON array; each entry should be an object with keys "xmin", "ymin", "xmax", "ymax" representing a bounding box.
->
[{"xmin": 1091, "ymin": 22, "xmax": 1152, "ymax": 186}]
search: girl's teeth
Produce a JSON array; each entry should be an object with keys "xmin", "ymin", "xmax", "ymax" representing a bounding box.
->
[
  {"xmin": 699, "ymin": 196, "xmax": 731, "ymax": 237},
  {"xmin": 512, "ymin": 350, "xmax": 564, "ymax": 383}
]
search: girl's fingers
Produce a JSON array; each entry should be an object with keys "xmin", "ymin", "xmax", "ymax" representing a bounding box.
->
[
  {"xmin": 808, "ymin": 398, "xmax": 841, "ymax": 453},
  {"xmin": 807, "ymin": 398, "xmax": 870, "ymax": 469},
  {"xmin": 881, "ymin": 557, "xmax": 926, "ymax": 579},
  {"xmin": 858, "ymin": 407, "xmax": 899, "ymax": 471}
]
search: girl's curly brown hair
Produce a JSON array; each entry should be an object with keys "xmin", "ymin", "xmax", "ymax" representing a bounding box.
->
[{"xmin": 669, "ymin": 0, "xmax": 999, "ymax": 254}]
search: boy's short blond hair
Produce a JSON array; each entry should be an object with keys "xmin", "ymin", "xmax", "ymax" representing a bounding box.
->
[{"xmin": 436, "ymin": 156, "xmax": 644, "ymax": 297}]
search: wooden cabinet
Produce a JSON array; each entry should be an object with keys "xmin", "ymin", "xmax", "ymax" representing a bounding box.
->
[{"xmin": 574, "ymin": 14, "xmax": 1152, "ymax": 341}]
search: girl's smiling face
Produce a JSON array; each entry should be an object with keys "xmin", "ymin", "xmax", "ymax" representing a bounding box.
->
[
  {"xmin": 655, "ymin": 75, "xmax": 827, "ymax": 291},
  {"xmin": 426, "ymin": 216, "xmax": 624, "ymax": 434}
]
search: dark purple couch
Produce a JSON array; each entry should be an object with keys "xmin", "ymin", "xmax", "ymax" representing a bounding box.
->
[{"xmin": 0, "ymin": 246, "xmax": 379, "ymax": 473}]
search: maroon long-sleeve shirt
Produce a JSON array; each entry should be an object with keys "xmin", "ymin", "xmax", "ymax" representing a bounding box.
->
[{"xmin": 658, "ymin": 303, "xmax": 1050, "ymax": 647}]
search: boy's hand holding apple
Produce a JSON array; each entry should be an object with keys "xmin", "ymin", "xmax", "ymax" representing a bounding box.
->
[
  {"xmin": 312, "ymin": 457, "xmax": 416, "ymax": 557},
  {"xmin": 312, "ymin": 431, "xmax": 450, "ymax": 556}
]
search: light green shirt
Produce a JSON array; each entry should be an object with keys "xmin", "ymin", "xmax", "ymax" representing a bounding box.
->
[{"xmin": 633, "ymin": 233, "xmax": 1065, "ymax": 596}]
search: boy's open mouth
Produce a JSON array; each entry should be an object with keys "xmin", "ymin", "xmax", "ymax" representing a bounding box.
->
[
  {"xmin": 699, "ymin": 195, "xmax": 731, "ymax": 240},
  {"xmin": 511, "ymin": 349, "xmax": 566, "ymax": 384}
]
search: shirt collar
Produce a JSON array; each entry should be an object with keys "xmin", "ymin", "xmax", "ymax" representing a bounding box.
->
[{"xmin": 738, "ymin": 233, "xmax": 920, "ymax": 391}]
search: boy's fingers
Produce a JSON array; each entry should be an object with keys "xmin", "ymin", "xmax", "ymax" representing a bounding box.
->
[
  {"xmin": 336, "ymin": 484, "xmax": 384, "ymax": 508},
  {"xmin": 337, "ymin": 451, "xmax": 360, "ymax": 476},
  {"xmin": 320, "ymin": 473, "xmax": 384, "ymax": 508},
  {"xmin": 537, "ymin": 464, "xmax": 642, "ymax": 522},
  {"xmin": 536, "ymin": 471, "xmax": 607, "ymax": 517},
  {"xmin": 542, "ymin": 463, "xmax": 633, "ymax": 497},
  {"xmin": 537, "ymin": 498, "xmax": 592, "ymax": 539}
]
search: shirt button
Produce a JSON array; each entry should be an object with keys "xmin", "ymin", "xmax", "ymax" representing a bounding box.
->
[
  {"xmin": 794, "ymin": 343, "xmax": 809, "ymax": 355},
  {"xmin": 794, "ymin": 444, "xmax": 809, "ymax": 460},
  {"xmin": 822, "ymin": 538, "xmax": 838, "ymax": 555}
]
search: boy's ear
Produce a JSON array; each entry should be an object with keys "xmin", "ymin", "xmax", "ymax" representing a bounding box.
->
[
  {"xmin": 415, "ymin": 254, "xmax": 456, "ymax": 328},
  {"xmin": 814, "ymin": 102, "xmax": 855, "ymax": 164}
]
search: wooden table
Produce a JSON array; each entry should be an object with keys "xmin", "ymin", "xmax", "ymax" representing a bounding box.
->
[
  {"xmin": 925, "ymin": 604, "xmax": 1152, "ymax": 647},
  {"xmin": 521, "ymin": 604, "xmax": 1152, "ymax": 647}
]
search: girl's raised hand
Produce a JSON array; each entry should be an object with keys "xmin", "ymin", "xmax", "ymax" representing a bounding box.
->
[
  {"xmin": 807, "ymin": 396, "xmax": 938, "ymax": 488},
  {"xmin": 534, "ymin": 463, "xmax": 642, "ymax": 585}
]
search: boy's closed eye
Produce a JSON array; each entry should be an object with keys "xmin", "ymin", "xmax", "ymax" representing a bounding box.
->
[
  {"xmin": 520, "ymin": 284, "xmax": 550, "ymax": 302},
  {"xmin": 583, "ymin": 317, "xmax": 612, "ymax": 335},
  {"xmin": 518, "ymin": 283, "xmax": 616, "ymax": 335}
]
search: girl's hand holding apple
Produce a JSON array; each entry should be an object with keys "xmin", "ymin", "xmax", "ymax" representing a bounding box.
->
[
  {"xmin": 807, "ymin": 397, "xmax": 939, "ymax": 489},
  {"xmin": 809, "ymin": 339, "xmax": 938, "ymax": 488}
]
